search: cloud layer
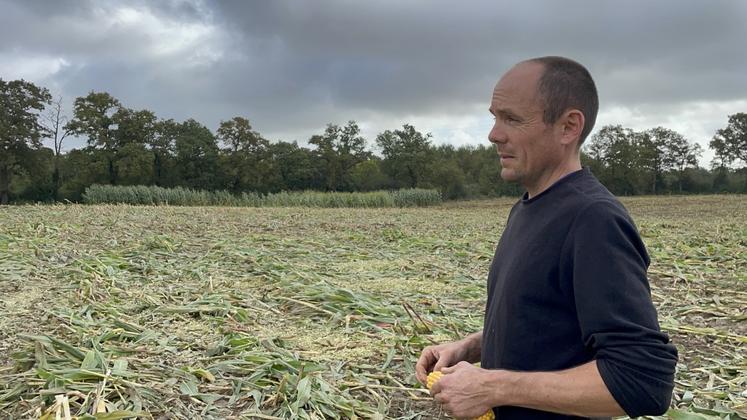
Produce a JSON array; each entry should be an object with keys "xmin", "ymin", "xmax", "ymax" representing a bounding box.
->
[{"xmin": 2, "ymin": 0, "xmax": 745, "ymax": 163}]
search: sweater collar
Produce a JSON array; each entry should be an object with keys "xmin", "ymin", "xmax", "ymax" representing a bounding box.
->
[{"xmin": 521, "ymin": 167, "xmax": 588, "ymax": 204}]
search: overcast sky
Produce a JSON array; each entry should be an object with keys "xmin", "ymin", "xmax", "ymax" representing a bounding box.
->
[{"xmin": 2, "ymin": 0, "xmax": 746, "ymax": 165}]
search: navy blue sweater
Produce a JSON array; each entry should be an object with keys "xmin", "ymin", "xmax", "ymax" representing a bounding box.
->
[{"xmin": 481, "ymin": 167, "xmax": 678, "ymax": 419}]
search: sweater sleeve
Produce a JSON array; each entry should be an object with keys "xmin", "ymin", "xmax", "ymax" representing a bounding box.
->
[{"xmin": 563, "ymin": 201, "xmax": 678, "ymax": 418}]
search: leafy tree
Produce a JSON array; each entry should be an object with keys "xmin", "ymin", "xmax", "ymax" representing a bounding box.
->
[
  {"xmin": 309, "ymin": 121, "xmax": 370, "ymax": 191},
  {"xmin": 146, "ymin": 118, "xmax": 176, "ymax": 187},
  {"xmin": 65, "ymin": 92, "xmax": 122, "ymax": 184},
  {"xmin": 66, "ymin": 93, "xmax": 166, "ymax": 188},
  {"xmin": 430, "ymin": 159, "xmax": 467, "ymax": 199},
  {"xmin": 217, "ymin": 117, "xmax": 271, "ymax": 192},
  {"xmin": 269, "ymin": 141, "xmax": 318, "ymax": 191},
  {"xmin": 710, "ymin": 113, "xmax": 747, "ymax": 168},
  {"xmin": 111, "ymin": 108, "xmax": 155, "ymax": 145},
  {"xmin": 57, "ymin": 147, "xmax": 109, "ymax": 201},
  {"xmin": 0, "ymin": 78, "xmax": 51, "ymax": 204},
  {"xmin": 711, "ymin": 113, "xmax": 747, "ymax": 190},
  {"xmin": 174, "ymin": 119, "xmax": 220, "ymax": 190},
  {"xmin": 376, "ymin": 124, "xmax": 433, "ymax": 188},
  {"xmin": 111, "ymin": 107, "xmax": 159, "ymax": 185},
  {"xmin": 115, "ymin": 142, "xmax": 154, "ymax": 185},
  {"xmin": 40, "ymin": 95, "xmax": 74, "ymax": 200},
  {"xmin": 334, "ymin": 121, "xmax": 370, "ymax": 190},
  {"xmin": 668, "ymin": 138, "xmax": 702, "ymax": 193},
  {"xmin": 308, "ymin": 129, "xmax": 338, "ymax": 191},
  {"xmin": 586, "ymin": 125, "xmax": 648, "ymax": 194},
  {"xmin": 636, "ymin": 129, "xmax": 664, "ymax": 193},
  {"xmin": 217, "ymin": 116, "xmax": 267, "ymax": 154},
  {"xmin": 349, "ymin": 159, "xmax": 387, "ymax": 191},
  {"xmin": 6, "ymin": 76, "xmax": 743, "ymax": 201},
  {"xmin": 640, "ymin": 127, "xmax": 700, "ymax": 193},
  {"xmin": 448, "ymin": 144, "xmax": 483, "ymax": 184},
  {"xmin": 11, "ymin": 147, "xmax": 55, "ymax": 202}
]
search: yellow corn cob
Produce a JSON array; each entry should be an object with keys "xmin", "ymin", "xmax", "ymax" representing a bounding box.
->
[{"xmin": 426, "ymin": 371, "xmax": 495, "ymax": 420}]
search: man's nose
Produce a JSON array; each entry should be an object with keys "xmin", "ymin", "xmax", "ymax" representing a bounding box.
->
[{"xmin": 488, "ymin": 121, "xmax": 507, "ymax": 144}]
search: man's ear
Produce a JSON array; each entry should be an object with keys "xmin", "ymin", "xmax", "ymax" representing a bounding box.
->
[{"xmin": 558, "ymin": 109, "xmax": 585, "ymax": 146}]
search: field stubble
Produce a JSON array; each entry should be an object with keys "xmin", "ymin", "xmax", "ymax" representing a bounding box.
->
[{"xmin": 0, "ymin": 195, "xmax": 745, "ymax": 419}]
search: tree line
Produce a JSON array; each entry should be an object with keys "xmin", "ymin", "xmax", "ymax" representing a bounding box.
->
[{"xmin": 2, "ymin": 78, "xmax": 746, "ymax": 204}]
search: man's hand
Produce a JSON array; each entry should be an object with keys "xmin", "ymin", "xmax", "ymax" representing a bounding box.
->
[
  {"xmin": 415, "ymin": 339, "xmax": 472, "ymax": 386},
  {"xmin": 429, "ymin": 360, "xmax": 627, "ymax": 418},
  {"xmin": 430, "ymin": 361, "xmax": 505, "ymax": 418}
]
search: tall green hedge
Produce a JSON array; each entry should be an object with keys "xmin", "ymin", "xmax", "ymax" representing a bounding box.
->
[{"xmin": 82, "ymin": 184, "xmax": 441, "ymax": 208}]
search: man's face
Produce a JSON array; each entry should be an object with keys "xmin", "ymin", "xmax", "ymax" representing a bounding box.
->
[{"xmin": 488, "ymin": 62, "xmax": 560, "ymax": 186}]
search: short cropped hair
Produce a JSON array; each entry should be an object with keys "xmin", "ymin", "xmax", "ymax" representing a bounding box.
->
[{"xmin": 527, "ymin": 56, "xmax": 599, "ymax": 146}]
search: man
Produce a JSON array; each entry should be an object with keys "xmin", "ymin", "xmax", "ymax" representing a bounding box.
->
[{"xmin": 415, "ymin": 57, "xmax": 678, "ymax": 419}]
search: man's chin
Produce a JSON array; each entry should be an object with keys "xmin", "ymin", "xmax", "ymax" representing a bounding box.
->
[{"xmin": 500, "ymin": 169, "xmax": 520, "ymax": 183}]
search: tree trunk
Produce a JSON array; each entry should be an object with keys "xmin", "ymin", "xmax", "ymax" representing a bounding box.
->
[
  {"xmin": 678, "ymin": 171, "xmax": 683, "ymax": 193},
  {"xmin": 0, "ymin": 162, "xmax": 11, "ymax": 205},
  {"xmin": 407, "ymin": 166, "xmax": 417, "ymax": 188},
  {"xmin": 154, "ymin": 153, "xmax": 162, "ymax": 186},
  {"xmin": 53, "ymin": 157, "xmax": 61, "ymax": 201},
  {"xmin": 108, "ymin": 155, "xmax": 117, "ymax": 185}
]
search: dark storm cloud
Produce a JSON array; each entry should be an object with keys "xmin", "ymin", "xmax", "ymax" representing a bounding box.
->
[
  {"xmin": 1, "ymin": 0, "xmax": 746, "ymax": 149},
  {"xmin": 208, "ymin": 0, "xmax": 747, "ymax": 109}
]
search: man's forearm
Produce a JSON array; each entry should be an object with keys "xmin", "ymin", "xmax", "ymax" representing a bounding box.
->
[{"xmin": 495, "ymin": 360, "xmax": 626, "ymax": 417}]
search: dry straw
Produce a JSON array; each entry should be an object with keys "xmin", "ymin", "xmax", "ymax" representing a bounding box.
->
[{"xmin": 0, "ymin": 195, "xmax": 745, "ymax": 418}]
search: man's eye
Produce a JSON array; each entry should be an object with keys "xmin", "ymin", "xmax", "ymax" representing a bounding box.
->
[{"xmin": 493, "ymin": 114, "xmax": 519, "ymax": 123}]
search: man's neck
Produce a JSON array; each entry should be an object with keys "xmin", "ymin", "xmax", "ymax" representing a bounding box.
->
[{"xmin": 525, "ymin": 160, "xmax": 583, "ymax": 199}]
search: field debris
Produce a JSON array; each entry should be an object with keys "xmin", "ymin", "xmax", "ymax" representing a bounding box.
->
[{"xmin": 1, "ymin": 195, "xmax": 745, "ymax": 419}]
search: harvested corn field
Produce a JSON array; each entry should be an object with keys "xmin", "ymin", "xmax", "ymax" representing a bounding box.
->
[{"xmin": 0, "ymin": 195, "xmax": 745, "ymax": 419}]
